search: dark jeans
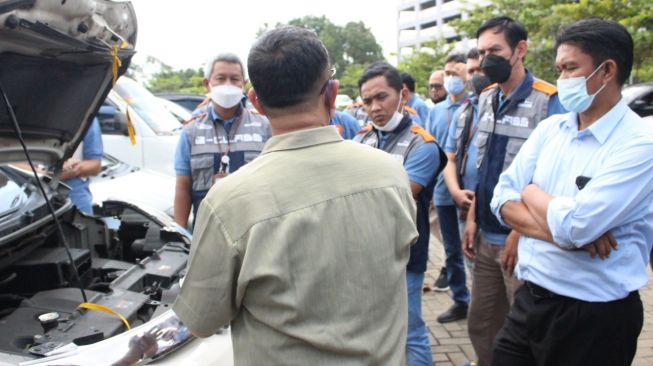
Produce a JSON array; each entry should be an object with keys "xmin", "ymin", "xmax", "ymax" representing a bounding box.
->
[
  {"xmin": 492, "ymin": 283, "xmax": 643, "ymax": 366},
  {"xmin": 436, "ymin": 204, "xmax": 469, "ymax": 304}
]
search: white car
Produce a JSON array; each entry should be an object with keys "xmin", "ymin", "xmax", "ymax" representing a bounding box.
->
[
  {"xmin": 0, "ymin": 2, "xmax": 232, "ymax": 365},
  {"xmin": 99, "ymin": 77, "xmax": 182, "ymax": 177},
  {"xmin": 335, "ymin": 94, "xmax": 353, "ymax": 110},
  {"xmin": 90, "ymin": 154, "xmax": 177, "ymax": 218},
  {"xmin": 157, "ymin": 97, "xmax": 193, "ymax": 124}
]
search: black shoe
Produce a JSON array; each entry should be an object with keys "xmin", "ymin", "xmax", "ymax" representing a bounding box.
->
[
  {"xmin": 433, "ymin": 267, "xmax": 449, "ymax": 292},
  {"xmin": 437, "ymin": 303, "xmax": 468, "ymax": 323}
]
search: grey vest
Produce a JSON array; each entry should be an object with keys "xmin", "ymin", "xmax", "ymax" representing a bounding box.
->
[
  {"xmin": 453, "ymin": 101, "xmax": 475, "ymax": 157},
  {"xmin": 353, "ymin": 118, "xmax": 429, "ymax": 164},
  {"xmin": 185, "ymin": 108, "xmax": 270, "ymax": 192},
  {"xmin": 475, "ymin": 82, "xmax": 550, "ymax": 171}
]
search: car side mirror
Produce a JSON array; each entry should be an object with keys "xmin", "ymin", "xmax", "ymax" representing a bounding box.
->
[{"xmin": 113, "ymin": 112, "xmax": 130, "ymax": 136}]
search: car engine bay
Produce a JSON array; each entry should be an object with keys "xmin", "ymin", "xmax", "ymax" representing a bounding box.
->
[{"xmin": 0, "ymin": 195, "xmax": 191, "ymax": 358}]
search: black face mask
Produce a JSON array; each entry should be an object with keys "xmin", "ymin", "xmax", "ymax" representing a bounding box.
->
[
  {"xmin": 469, "ymin": 74, "xmax": 491, "ymax": 96},
  {"xmin": 431, "ymin": 95, "xmax": 447, "ymax": 104},
  {"xmin": 481, "ymin": 54, "xmax": 513, "ymax": 84}
]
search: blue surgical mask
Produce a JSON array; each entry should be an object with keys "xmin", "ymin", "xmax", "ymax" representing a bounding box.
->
[
  {"xmin": 556, "ymin": 62, "xmax": 607, "ymax": 113},
  {"xmin": 444, "ymin": 76, "xmax": 465, "ymax": 96}
]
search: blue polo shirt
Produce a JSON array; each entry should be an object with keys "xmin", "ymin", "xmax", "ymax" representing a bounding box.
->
[
  {"xmin": 64, "ymin": 118, "xmax": 103, "ymax": 214},
  {"xmin": 330, "ymin": 111, "xmax": 361, "ymax": 140},
  {"xmin": 425, "ymin": 95, "xmax": 467, "ymax": 206},
  {"xmin": 407, "ymin": 94, "xmax": 430, "ymax": 125}
]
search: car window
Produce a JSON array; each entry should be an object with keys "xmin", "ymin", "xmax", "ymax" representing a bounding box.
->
[
  {"xmin": 0, "ymin": 170, "xmax": 27, "ymax": 220},
  {"xmin": 114, "ymin": 79, "xmax": 181, "ymax": 134}
]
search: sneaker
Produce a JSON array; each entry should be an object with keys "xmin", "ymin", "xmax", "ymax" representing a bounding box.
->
[
  {"xmin": 433, "ymin": 267, "xmax": 449, "ymax": 292},
  {"xmin": 437, "ymin": 302, "xmax": 468, "ymax": 323}
]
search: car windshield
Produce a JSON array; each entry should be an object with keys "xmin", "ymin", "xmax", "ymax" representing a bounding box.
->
[
  {"xmin": 622, "ymin": 85, "xmax": 653, "ymax": 104},
  {"xmin": 114, "ymin": 78, "xmax": 181, "ymax": 134},
  {"xmin": 0, "ymin": 169, "xmax": 28, "ymax": 220}
]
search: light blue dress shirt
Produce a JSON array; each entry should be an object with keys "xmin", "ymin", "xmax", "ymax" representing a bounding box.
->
[{"xmin": 491, "ymin": 99, "xmax": 653, "ymax": 301}]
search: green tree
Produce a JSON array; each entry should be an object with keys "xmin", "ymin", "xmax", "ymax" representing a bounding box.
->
[
  {"xmin": 148, "ymin": 68, "xmax": 205, "ymax": 94},
  {"xmin": 396, "ymin": 39, "xmax": 453, "ymax": 97},
  {"xmin": 339, "ymin": 63, "xmax": 367, "ymax": 99},
  {"xmin": 450, "ymin": 0, "xmax": 653, "ymax": 83},
  {"xmin": 258, "ymin": 16, "xmax": 385, "ymax": 81}
]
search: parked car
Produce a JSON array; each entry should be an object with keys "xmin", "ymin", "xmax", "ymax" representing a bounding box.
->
[
  {"xmin": 335, "ymin": 94, "xmax": 353, "ymax": 110},
  {"xmin": 90, "ymin": 153, "xmax": 176, "ymax": 219},
  {"xmin": 622, "ymin": 83, "xmax": 653, "ymax": 117},
  {"xmin": 0, "ymin": 1, "xmax": 232, "ymax": 365},
  {"xmin": 157, "ymin": 97, "xmax": 192, "ymax": 124},
  {"xmin": 155, "ymin": 93, "xmax": 207, "ymax": 113},
  {"xmin": 99, "ymin": 77, "xmax": 181, "ymax": 177}
]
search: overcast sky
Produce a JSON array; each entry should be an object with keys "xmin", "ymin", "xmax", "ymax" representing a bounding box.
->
[{"xmin": 131, "ymin": 0, "xmax": 399, "ymax": 72}]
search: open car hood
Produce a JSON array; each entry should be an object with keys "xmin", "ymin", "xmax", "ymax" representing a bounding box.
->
[{"xmin": 0, "ymin": 0, "xmax": 136, "ymax": 168}]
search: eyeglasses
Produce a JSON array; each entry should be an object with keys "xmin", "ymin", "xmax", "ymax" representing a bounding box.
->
[
  {"xmin": 429, "ymin": 83, "xmax": 444, "ymax": 90},
  {"xmin": 319, "ymin": 67, "xmax": 337, "ymax": 95}
]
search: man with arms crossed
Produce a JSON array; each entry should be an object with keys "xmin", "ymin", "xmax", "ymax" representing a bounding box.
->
[{"xmin": 491, "ymin": 19, "xmax": 652, "ymax": 365}]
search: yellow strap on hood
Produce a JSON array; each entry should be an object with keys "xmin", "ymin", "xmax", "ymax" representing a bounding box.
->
[{"xmin": 78, "ymin": 302, "xmax": 131, "ymax": 330}]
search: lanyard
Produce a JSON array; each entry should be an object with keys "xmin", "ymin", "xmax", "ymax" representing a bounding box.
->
[{"xmin": 214, "ymin": 108, "xmax": 244, "ymax": 156}]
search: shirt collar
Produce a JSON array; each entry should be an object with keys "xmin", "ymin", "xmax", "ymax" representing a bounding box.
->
[
  {"xmin": 209, "ymin": 101, "xmax": 242, "ymax": 122},
  {"xmin": 262, "ymin": 126, "xmax": 343, "ymax": 154},
  {"xmin": 560, "ymin": 98, "xmax": 627, "ymax": 144},
  {"xmin": 498, "ymin": 70, "xmax": 533, "ymax": 103}
]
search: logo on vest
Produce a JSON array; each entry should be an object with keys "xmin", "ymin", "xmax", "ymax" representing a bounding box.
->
[
  {"xmin": 391, "ymin": 154, "xmax": 404, "ymax": 162},
  {"xmin": 244, "ymin": 122, "xmax": 262, "ymax": 127},
  {"xmin": 197, "ymin": 123, "xmax": 213, "ymax": 130},
  {"xmin": 517, "ymin": 100, "xmax": 533, "ymax": 109},
  {"xmin": 498, "ymin": 115, "xmax": 530, "ymax": 128},
  {"xmin": 194, "ymin": 136, "xmax": 206, "ymax": 145},
  {"xmin": 397, "ymin": 141, "xmax": 410, "ymax": 147}
]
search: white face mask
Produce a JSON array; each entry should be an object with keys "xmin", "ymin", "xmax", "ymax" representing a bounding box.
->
[
  {"xmin": 210, "ymin": 85, "xmax": 243, "ymax": 109},
  {"xmin": 371, "ymin": 95, "xmax": 404, "ymax": 132}
]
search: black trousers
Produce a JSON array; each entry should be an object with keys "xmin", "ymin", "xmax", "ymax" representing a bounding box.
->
[{"xmin": 492, "ymin": 283, "xmax": 643, "ymax": 366}]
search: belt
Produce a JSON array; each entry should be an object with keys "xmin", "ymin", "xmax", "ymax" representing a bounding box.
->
[{"xmin": 525, "ymin": 281, "xmax": 559, "ymax": 299}]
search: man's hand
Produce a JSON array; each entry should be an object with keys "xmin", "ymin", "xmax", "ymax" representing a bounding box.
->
[
  {"xmin": 581, "ymin": 232, "xmax": 618, "ymax": 260},
  {"xmin": 462, "ymin": 219, "xmax": 477, "ymax": 260},
  {"xmin": 453, "ymin": 189, "xmax": 474, "ymax": 219},
  {"xmin": 60, "ymin": 159, "xmax": 81, "ymax": 180},
  {"xmin": 502, "ymin": 230, "xmax": 520, "ymax": 277}
]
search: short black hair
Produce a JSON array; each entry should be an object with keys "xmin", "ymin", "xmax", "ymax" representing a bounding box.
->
[
  {"xmin": 466, "ymin": 48, "xmax": 480, "ymax": 60},
  {"xmin": 248, "ymin": 26, "xmax": 330, "ymax": 108},
  {"xmin": 359, "ymin": 62, "xmax": 403, "ymax": 93},
  {"xmin": 445, "ymin": 53, "xmax": 466, "ymax": 65},
  {"xmin": 400, "ymin": 72, "xmax": 416, "ymax": 92},
  {"xmin": 555, "ymin": 18, "xmax": 633, "ymax": 86},
  {"xmin": 476, "ymin": 16, "xmax": 528, "ymax": 50}
]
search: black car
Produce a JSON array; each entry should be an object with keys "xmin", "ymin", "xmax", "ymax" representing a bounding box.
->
[
  {"xmin": 155, "ymin": 93, "xmax": 207, "ymax": 113},
  {"xmin": 622, "ymin": 83, "xmax": 653, "ymax": 117}
]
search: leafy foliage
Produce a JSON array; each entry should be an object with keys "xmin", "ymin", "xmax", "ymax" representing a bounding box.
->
[
  {"xmin": 396, "ymin": 39, "xmax": 454, "ymax": 97},
  {"xmin": 450, "ymin": 0, "xmax": 653, "ymax": 83}
]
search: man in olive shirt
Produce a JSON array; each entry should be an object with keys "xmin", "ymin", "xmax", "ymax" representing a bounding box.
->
[{"xmin": 174, "ymin": 27, "xmax": 419, "ymax": 365}]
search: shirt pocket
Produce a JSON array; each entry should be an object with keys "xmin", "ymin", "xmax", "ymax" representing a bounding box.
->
[{"xmin": 190, "ymin": 154, "xmax": 215, "ymax": 191}]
